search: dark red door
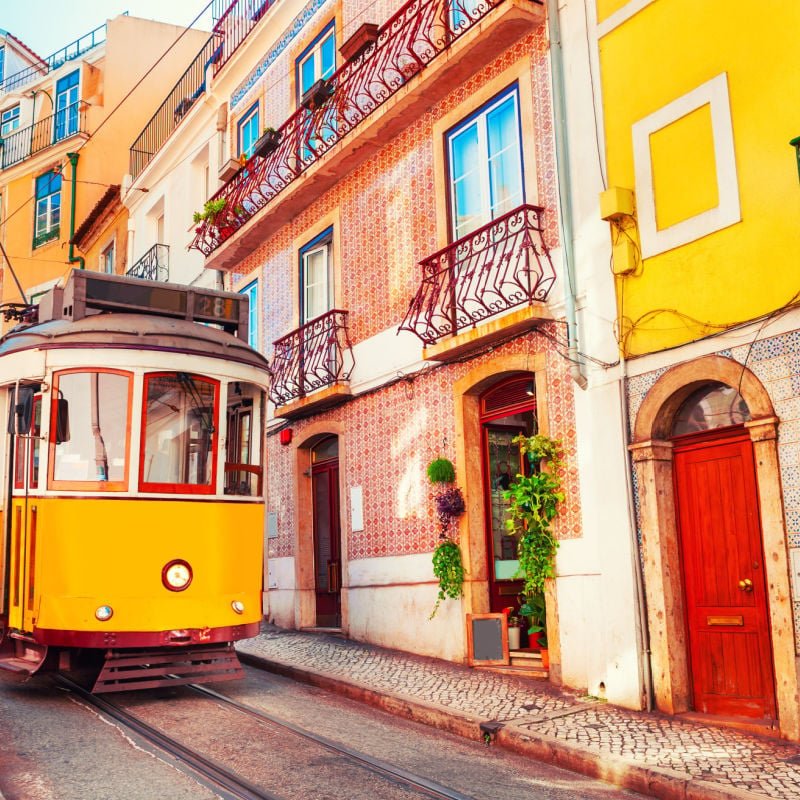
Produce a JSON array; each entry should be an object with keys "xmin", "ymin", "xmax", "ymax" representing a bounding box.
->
[
  {"xmin": 673, "ymin": 429, "xmax": 776, "ymax": 720},
  {"xmin": 312, "ymin": 458, "xmax": 341, "ymax": 627}
]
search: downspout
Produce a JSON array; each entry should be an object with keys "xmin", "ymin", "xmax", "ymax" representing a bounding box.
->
[
  {"xmin": 545, "ymin": 0, "xmax": 586, "ymax": 390},
  {"xmin": 66, "ymin": 152, "xmax": 85, "ymax": 270}
]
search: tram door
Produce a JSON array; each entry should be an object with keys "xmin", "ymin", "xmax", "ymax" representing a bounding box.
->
[
  {"xmin": 6, "ymin": 391, "xmax": 42, "ymax": 633},
  {"xmin": 311, "ymin": 436, "xmax": 341, "ymax": 627}
]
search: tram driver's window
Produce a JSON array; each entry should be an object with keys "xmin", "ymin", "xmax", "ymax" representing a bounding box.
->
[
  {"xmin": 141, "ymin": 373, "xmax": 218, "ymax": 493},
  {"xmin": 50, "ymin": 371, "xmax": 131, "ymax": 489}
]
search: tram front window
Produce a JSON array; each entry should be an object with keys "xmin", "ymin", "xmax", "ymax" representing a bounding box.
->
[
  {"xmin": 141, "ymin": 373, "xmax": 218, "ymax": 493},
  {"xmin": 51, "ymin": 371, "xmax": 131, "ymax": 488}
]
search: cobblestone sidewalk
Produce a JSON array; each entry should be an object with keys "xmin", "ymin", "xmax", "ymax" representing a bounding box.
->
[{"xmin": 237, "ymin": 625, "xmax": 800, "ymax": 800}]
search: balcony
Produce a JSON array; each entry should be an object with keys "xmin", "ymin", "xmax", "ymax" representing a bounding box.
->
[
  {"xmin": 399, "ymin": 204, "xmax": 555, "ymax": 362},
  {"xmin": 269, "ymin": 309, "xmax": 354, "ymax": 418},
  {"xmin": 190, "ymin": 0, "xmax": 546, "ymax": 268},
  {"xmin": 2, "ymin": 22, "xmax": 109, "ymax": 93},
  {"xmin": 0, "ymin": 103, "xmax": 87, "ymax": 170},
  {"xmin": 126, "ymin": 244, "xmax": 169, "ymax": 282}
]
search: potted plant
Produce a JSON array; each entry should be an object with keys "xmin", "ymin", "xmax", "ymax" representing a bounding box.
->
[
  {"xmin": 301, "ymin": 78, "xmax": 334, "ymax": 111},
  {"xmin": 253, "ymin": 126, "xmax": 282, "ymax": 158},
  {"xmin": 192, "ymin": 197, "xmax": 227, "ymax": 225}
]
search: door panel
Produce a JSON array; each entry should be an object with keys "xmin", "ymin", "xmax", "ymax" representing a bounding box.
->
[
  {"xmin": 674, "ymin": 431, "xmax": 776, "ymax": 720},
  {"xmin": 312, "ymin": 459, "xmax": 341, "ymax": 627}
]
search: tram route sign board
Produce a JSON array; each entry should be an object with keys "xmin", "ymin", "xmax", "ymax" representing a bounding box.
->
[{"xmin": 466, "ymin": 613, "xmax": 509, "ymax": 666}]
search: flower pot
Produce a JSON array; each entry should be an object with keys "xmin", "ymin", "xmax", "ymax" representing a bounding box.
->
[
  {"xmin": 539, "ymin": 647, "xmax": 550, "ymax": 670},
  {"xmin": 301, "ymin": 78, "xmax": 333, "ymax": 111},
  {"xmin": 507, "ymin": 626, "xmax": 521, "ymax": 651},
  {"xmin": 253, "ymin": 129, "xmax": 282, "ymax": 158}
]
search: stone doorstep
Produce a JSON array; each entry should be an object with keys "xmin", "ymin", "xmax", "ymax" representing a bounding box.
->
[{"xmin": 236, "ymin": 650, "xmax": 770, "ymax": 800}]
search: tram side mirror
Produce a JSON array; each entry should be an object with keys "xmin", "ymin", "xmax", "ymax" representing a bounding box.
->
[
  {"xmin": 8, "ymin": 386, "xmax": 34, "ymax": 436},
  {"xmin": 54, "ymin": 398, "xmax": 70, "ymax": 444}
]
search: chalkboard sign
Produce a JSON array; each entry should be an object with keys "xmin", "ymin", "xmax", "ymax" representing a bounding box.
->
[{"xmin": 466, "ymin": 613, "xmax": 509, "ymax": 666}]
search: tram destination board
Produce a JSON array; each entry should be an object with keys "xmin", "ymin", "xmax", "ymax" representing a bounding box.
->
[{"xmin": 63, "ymin": 271, "xmax": 245, "ymax": 335}]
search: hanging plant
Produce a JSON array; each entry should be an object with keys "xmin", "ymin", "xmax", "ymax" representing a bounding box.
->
[
  {"xmin": 430, "ymin": 538, "xmax": 464, "ymax": 620},
  {"xmin": 504, "ymin": 433, "xmax": 564, "ymax": 600},
  {"xmin": 427, "ymin": 457, "xmax": 455, "ymax": 484},
  {"xmin": 434, "ymin": 485, "xmax": 465, "ymax": 528}
]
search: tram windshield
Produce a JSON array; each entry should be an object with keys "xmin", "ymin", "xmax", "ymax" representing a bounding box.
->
[{"xmin": 141, "ymin": 373, "xmax": 218, "ymax": 493}]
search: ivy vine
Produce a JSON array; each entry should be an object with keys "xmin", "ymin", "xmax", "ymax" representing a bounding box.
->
[{"xmin": 429, "ymin": 538, "xmax": 465, "ymax": 620}]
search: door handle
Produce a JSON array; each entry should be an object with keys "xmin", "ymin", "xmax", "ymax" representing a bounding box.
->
[
  {"xmin": 738, "ymin": 578, "xmax": 753, "ymax": 592},
  {"xmin": 328, "ymin": 561, "xmax": 340, "ymax": 593}
]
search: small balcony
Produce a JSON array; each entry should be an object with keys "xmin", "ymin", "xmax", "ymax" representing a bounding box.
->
[
  {"xmin": 269, "ymin": 309, "xmax": 354, "ymax": 418},
  {"xmin": 0, "ymin": 103, "xmax": 87, "ymax": 170},
  {"xmin": 126, "ymin": 243, "xmax": 169, "ymax": 282},
  {"xmin": 190, "ymin": 0, "xmax": 546, "ymax": 268},
  {"xmin": 399, "ymin": 204, "xmax": 556, "ymax": 362}
]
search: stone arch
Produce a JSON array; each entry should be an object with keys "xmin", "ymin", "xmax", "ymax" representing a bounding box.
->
[
  {"xmin": 630, "ymin": 354, "xmax": 799, "ymax": 739},
  {"xmin": 292, "ymin": 420, "xmax": 348, "ymax": 631}
]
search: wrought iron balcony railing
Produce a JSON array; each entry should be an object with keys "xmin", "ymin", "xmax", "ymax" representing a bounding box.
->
[
  {"xmin": 126, "ymin": 243, "xmax": 169, "ymax": 282},
  {"xmin": 190, "ymin": 0, "xmax": 507, "ymax": 257},
  {"xmin": 213, "ymin": 0, "xmax": 277, "ymax": 74},
  {"xmin": 399, "ymin": 204, "xmax": 556, "ymax": 345},
  {"xmin": 269, "ymin": 309, "xmax": 354, "ymax": 407},
  {"xmin": 0, "ymin": 103, "xmax": 86, "ymax": 170},
  {"xmin": 3, "ymin": 22, "xmax": 110, "ymax": 93}
]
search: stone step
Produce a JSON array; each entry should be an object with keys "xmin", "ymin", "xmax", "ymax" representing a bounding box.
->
[{"xmin": 476, "ymin": 663, "xmax": 549, "ymax": 679}]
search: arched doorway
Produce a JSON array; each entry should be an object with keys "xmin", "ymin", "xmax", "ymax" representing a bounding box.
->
[
  {"xmin": 670, "ymin": 383, "xmax": 776, "ymax": 721},
  {"xmin": 311, "ymin": 435, "xmax": 341, "ymax": 627},
  {"xmin": 631, "ymin": 355, "xmax": 799, "ymax": 738},
  {"xmin": 479, "ymin": 375, "xmax": 537, "ymax": 613}
]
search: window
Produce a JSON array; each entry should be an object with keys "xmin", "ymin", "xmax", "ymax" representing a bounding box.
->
[
  {"xmin": 224, "ymin": 382, "xmax": 263, "ymax": 496},
  {"xmin": 299, "ymin": 227, "xmax": 333, "ymax": 324},
  {"xmin": 238, "ymin": 102, "xmax": 259, "ymax": 160},
  {"xmin": 101, "ymin": 241, "xmax": 115, "ymax": 274},
  {"xmin": 446, "ymin": 86, "xmax": 524, "ymax": 240},
  {"xmin": 1, "ymin": 105, "xmax": 19, "ymax": 135},
  {"xmin": 50, "ymin": 371, "xmax": 132, "ymax": 489},
  {"xmin": 296, "ymin": 22, "xmax": 336, "ymax": 101},
  {"xmin": 55, "ymin": 70, "xmax": 80, "ymax": 140},
  {"xmin": 140, "ymin": 372, "xmax": 219, "ymax": 494},
  {"xmin": 14, "ymin": 394, "xmax": 41, "ymax": 491},
  {"xmin": 34, "ymin": 170, "xmax": 62, "ymax": 247},
  {"xmin": 239, "ymin": 280, "xmax": 258, "ymax": 350}
]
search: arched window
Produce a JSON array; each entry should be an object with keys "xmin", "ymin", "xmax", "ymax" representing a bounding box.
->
[{"xmin": 672, "ymin": 381, "xmax": 751, "ymax": 437}]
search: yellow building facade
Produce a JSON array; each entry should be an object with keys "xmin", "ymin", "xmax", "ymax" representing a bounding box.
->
[{"xmin": 596, "ymin": 0, "xmax": 800, "ymax": 740}]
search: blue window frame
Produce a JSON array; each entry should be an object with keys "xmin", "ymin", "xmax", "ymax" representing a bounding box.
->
[
  {"xmin": 34, "ymin": 170, "xmax": 62, "ymax": 247},
  {"xmin": 239, "ymin": 280, "xmax": 258, "ymax": 350},
  {"xmin": 55, "ymin": 70, "xmax": 80, "ymax": 140},
  {"xmin": 1, "ymin": 105, "xmax": 20, "ymax": 136},
  {"xmin": 237, "ymin": 101, "xmax": 259, "ymax": 160},
  {"xmin": 296, "ymin": 21, "xmax": 336, "ymax": 101},
  {"xmin": 299, "ymin": 226, "xmax": 333, "ymax": 325},
  {"xmin": 445, "ymin": 85, "xmax": 524, "ymax": 241}
]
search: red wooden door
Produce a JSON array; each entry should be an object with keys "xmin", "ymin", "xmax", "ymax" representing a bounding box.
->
[
  {"xmin": 312, "ymin": 458, "xmax": 341, "ymax": 627},
  {"xmin": 673, "ymin": 429, "xmax": 776, "ymax": 720}
]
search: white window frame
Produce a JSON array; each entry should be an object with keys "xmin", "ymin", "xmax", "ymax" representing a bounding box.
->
[
  {"xmin": 1, "ymin": 105, "xmax": 20, "ymax": 136},
  {"xmin": 100, "ymin": 239, "xmax": 116, "ymax": 274},
  {"xmin": 297, "ymin": 24, "xmax": 336, "ymax": 98},
  {"xmin": 34, "ymin": 172, "xmax": 61, "ymax": 243},
  {"xmin": 238, "ymin": 103, "xmax": 259, "ymax": 159},
  {"xmin": 239, "ymin": 280, "xmax": 259, "ymax": 350},
  {"xmin": 301, "ymin": 237, "xmax": 332, "ymax": 324}
]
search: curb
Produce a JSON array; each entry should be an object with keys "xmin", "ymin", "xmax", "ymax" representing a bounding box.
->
[{"xmin": 239, "ymin": 651, "xmax": 767, "ymax": 800}]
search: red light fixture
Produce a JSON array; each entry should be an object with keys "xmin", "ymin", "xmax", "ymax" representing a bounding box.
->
[{"xmin": 279, "ymin": 428, "xmax": 293, "ymax": 445}]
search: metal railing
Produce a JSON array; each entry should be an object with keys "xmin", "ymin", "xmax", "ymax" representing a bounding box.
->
[
  {"xmin": 126, "ymin": 243, "xmax": 169, "ymax": 282},
  {"xmin": 1, "ymin": 103, "xmax": 86, "ymax": 169},
  {"xmin": 399, "ymin": 204, "xmax": 556, "ymax": 345},
  {"xmin": 3, "ymin": 22, "xmax": 110, "ymax": 92},
  {"xmin": 190, "ymin": 0, "xmax": 505, "ymax": 257},
  {"xmin": 269, "ymin": 309, "xmax": 354, "ymax": 406},
  {"xmin": 213, "ymin": 0, "xmax": 278, "ymax": 74},
  {"xmin": 129, "ymin": 36, "xmax": 219, "ymax": 179}
]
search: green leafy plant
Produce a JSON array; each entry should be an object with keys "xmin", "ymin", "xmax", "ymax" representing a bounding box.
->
[
  {"xmin": 519, "ymin": 591, "xmax": 547, "ymax": 647},
  {"xmin": 427, "ymin": 457, "xmax": 455, "ymax": 484},
  {"xmin": 192, "ymin": 197, "xmax": 228, "ymax": 224},
  {"xmin": 430, "ymin": 538, "xmax": 464, "ymax": 620}
]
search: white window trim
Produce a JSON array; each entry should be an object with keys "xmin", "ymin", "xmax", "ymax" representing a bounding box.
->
[
  {"xmin": 298, "ymin": 26, "xmax": 336, "ymax": 93},
  {"xmin": 632, "ymin": 72, "xmax": 740, "ymax": 259},
  {"xmin": 100, "ymin": 238, "xmax": 116, "ymax": 274},
  {"xmin": 597, "ymin": 0, "xmax": 657, "ymax": 38}
]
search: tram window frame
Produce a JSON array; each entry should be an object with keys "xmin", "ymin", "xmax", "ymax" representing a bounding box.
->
[
  {"xmin": 14, "ymin": 394, "xmax": 41, "ymax": 491},
  {"xmin": 48, "ymin": 369, "xmax": 134, "ymax": 492},
  {"xmin": 139, "ymin": 372, "xmax": 220, "ymax": 496}
]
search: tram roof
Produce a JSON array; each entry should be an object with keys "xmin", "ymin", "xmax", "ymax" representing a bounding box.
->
[{"xmin": 0, "ymin": 312, "xmax": 270, "ymax": 371}]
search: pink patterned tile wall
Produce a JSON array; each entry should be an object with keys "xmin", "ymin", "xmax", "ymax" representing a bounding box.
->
[{"xmin": 267, "ymin": 326, "xmax": 581, "ymax": 562}]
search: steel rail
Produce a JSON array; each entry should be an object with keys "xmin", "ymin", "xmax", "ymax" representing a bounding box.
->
[
  {"xmin": 55, "ymin": 675, "xmax": 282, "ymax": 800},
  {"xmin": 189, "ymin": 680, "xmax": 477, "ymax": 800}
]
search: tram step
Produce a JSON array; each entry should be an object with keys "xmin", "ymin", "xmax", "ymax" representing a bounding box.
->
[{"xmin": 92, "ymin": 644, "xmax": 245, "ymax": 693}]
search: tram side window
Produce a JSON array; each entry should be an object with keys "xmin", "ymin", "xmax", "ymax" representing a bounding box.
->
[
  {"xmin": 141, "ymin": 373, "xmax": 218, "ymax": 493},
  {"xmin": 224, "ymin": 382, "xmax": 263, "ymax": 496},
  {"xmin": 14, "ymin": 394, "xmax": 41, "ymax": 490},
  {"xmin": 51, "ymin": 372, "xmax": 131, "ymax": 488}
]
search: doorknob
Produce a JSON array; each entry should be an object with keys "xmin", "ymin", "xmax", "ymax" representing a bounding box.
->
[{"xmin": 738, "ymin": 578, "xmax": 753, "ymax": 592}]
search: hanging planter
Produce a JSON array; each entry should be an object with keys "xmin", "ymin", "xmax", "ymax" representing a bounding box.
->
[
  {"xmin": 253, "ymin": 127, "xmax": 282, "ymax": 158},
  {"xmin": 300, "ymin": 78, "xmax": 333, "ymax": 111}
]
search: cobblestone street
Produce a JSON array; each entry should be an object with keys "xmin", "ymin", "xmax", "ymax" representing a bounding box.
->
[{"xmin": 239, "ymin": 626, "xmax": 800, "ymax": 800}]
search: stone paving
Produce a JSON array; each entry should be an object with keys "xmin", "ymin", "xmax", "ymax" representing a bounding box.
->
[{"xmin": 238, "ymin": 626, "xmax": 800, "ymax": 800}]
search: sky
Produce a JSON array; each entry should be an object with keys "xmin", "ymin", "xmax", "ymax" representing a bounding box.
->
[{"xmin": 2, "ymin": 0, "xmax": 215, "ymax": 57}]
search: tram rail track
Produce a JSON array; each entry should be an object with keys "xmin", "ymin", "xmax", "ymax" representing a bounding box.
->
[{"xmin": 56, "ymin": 672, "xmax": 475, "ymax": 800}]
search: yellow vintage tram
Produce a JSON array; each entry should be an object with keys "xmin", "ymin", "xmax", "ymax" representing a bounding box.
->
[{"xmin": 0, "ymin": 270, "xmax": 269, "ymax": 691}]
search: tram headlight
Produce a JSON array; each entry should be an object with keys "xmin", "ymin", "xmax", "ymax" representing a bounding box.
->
[
  {"xmin": 162, "ymin": 560, "xmax": 193, "ymax": 592},
  {"xmin": 231, "ymin": 601, "xmax": 245, "ymax": 614},
  {"xmin": 95, "ymin": 605, "xmax": 114, "ymax": 621}
]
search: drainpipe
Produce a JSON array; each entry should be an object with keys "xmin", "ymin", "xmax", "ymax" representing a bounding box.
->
[
  {"xmin": 66, "ymin": 152, "xmax": 85, "ymax": 270},
  {"xmin": 545, "ymin": 0, "xmax": 586, "ymax": 390}
]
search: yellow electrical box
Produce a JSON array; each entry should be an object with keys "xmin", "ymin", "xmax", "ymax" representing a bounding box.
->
[
  {"xmin": 612, "ymin": 238, "xmax": 638, "ymax": 275},
  {"xmin": 600, "ymin": 187, "xmax": 635, "ymax": 221}
]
